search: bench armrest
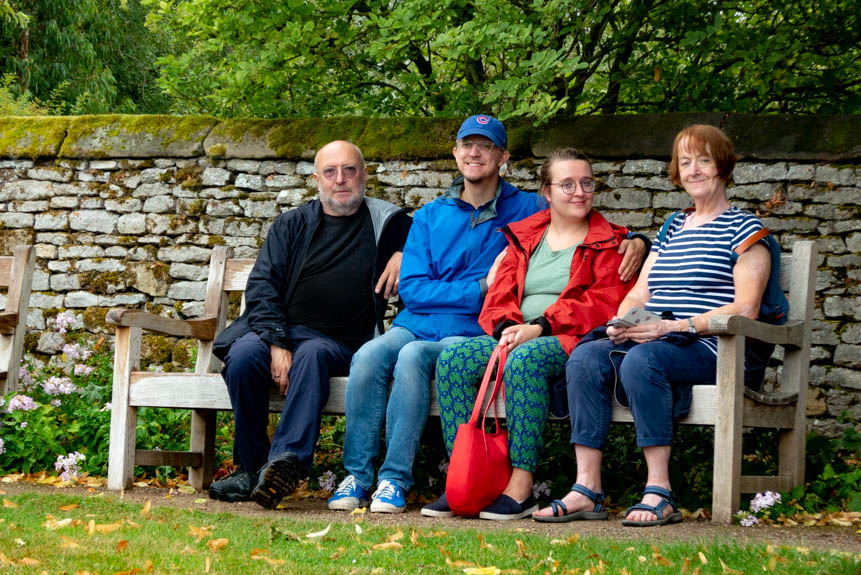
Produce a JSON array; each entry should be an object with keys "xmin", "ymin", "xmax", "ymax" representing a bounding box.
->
[
  {"xmin": 105, "ymin": 309, "xmax": 217, "ymax": 340},
  {"xmin": 707, "ymin": 314, "xmax": 805, "ymax": 347},
  {"xmin": 0, "ymin": 311, "xmax": 18, "ymax": 335}
]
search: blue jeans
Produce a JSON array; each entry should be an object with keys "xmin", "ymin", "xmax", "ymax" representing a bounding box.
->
[
  {"xmin": 566, "ymin": 337, "xmax": 717, "ymax": 450},
  {"xmin": 342, "ymin": 326, "xmax": 466, "ymax": 491},
  {"xmin": 222, "ymin": 329, "xmax": 353, "ymax": 472}
]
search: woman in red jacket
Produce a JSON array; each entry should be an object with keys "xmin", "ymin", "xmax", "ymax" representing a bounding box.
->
[{"xmin": 424, "ymin": 148, "xmax": 637, "ymax": 521}]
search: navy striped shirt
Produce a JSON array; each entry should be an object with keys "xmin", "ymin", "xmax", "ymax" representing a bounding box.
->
[{"xmin": 646, "ymin": 206, "xmax": 765, "ymax": 355}]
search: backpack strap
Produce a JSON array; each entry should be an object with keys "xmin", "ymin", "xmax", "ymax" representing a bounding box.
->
[
  {"xmin": 734, "ymin": 227, "xmax": 770, "ymax": 256},
  {"xmin": 656, "ymin": 210, "xmax": 683, "ymax": 245}
]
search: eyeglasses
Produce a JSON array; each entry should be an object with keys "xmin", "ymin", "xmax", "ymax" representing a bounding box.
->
[
  {"xmin": 320, "ymin": 165, "xmax": 360, "ymax": 180},
  {"xmin": 456, "ymin": 139, "xmax": 497, "ymax": 153},
  {"xmin": 547, "ymin": 178, "xmax": 596, "ymax": 194}
]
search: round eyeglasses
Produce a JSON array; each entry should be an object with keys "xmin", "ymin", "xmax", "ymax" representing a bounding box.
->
[
  {"xmin": 547, "ymin": 178, "xmax": 596, "ymax": 194},
  {"xmin": 320, "ymin": 165, "xmax": 360, "ymax": 180}
]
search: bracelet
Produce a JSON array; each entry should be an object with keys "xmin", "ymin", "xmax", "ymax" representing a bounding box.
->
[{"xmin": 687, "ymin": 317, "xmax": 696, "ymax": 333}]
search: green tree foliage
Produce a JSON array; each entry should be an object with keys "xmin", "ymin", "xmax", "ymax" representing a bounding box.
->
[
  {"xmin": 144, "ymin": 0, "xmax": 861, "ymax": 121},
  {"xmin": 0, "ymin": 0, "xmax": 172, "ymax": 114}
]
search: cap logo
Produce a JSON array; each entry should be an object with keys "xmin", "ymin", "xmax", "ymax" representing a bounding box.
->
[{"xmin": 476, "ymin": 116, "xmax": 490, "ymax": 124}]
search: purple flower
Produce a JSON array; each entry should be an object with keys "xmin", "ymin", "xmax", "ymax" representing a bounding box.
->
[
  {"xmin": 318, "ymin": 470, "xmax": 337, "ymax": 492},
  {"xmin": 53, "ymin": 312, "xmax": 77, "ymax": 334},
  {"xmin": 532, "ymin": 480, "xmax": 553, "ymax": 498},
  {"xmin": 63, "ymin": 343, "xmax": 82, "ymax": 361},
  {"xmin": 6, "ymin": 394, "xmax": 37, "ymax": 412},
  {"xmin": 55, "ymin": 452, "xmax": 86, "ymax": 481},
  {"xmin": 750, "ymin": 491, "xmax": 781, "ymax": 513},
  {"xmin": 42, "ymin": 377, "xmax": 78, "ymax": 396},
  {"xmin": 74, "ymin": 364, "xmax": 94, "ymax": 377},
  {"xmin": 739, "ymin": 513, "xmax": 759, "ymax": 527},
  {"xmin": 50, "ymin": 399, "xmax": 62, "ymax": 407},
  {"xmin": 19, "ymin": 421, "xmax": 28, "ymax": 429}
]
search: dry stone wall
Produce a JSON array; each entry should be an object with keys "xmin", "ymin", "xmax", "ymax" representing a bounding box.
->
[{"xmin": 0, "ymin": 114, "xmax": 858, "ymax": 435}]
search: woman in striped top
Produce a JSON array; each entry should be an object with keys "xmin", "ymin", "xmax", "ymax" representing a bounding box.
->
[{"xmin": 533, "ymin": 125, "xmax": 771, "ymax": 527}]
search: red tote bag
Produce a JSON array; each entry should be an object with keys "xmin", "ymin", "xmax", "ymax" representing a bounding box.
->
[{"xmin": 445, "ymin": 344, "xmax": 512, "ymax": 517}]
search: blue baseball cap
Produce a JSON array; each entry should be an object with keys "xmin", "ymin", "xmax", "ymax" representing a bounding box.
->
[{"xmin": 456, "ymin": 115, "xmax": 507, "ymax": 150}]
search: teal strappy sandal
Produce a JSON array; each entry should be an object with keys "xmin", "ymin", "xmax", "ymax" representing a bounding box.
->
[{"xmin": 533, "ymin": 483, "xmax": 609, "ymax": 523}]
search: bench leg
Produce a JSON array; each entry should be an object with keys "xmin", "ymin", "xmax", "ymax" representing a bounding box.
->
[
  {"xmin": 107, "ymin": 326, "xmax": 141, "ymax": 491},
  {"xmin": 188, "ymin": 408, "xmax": 216, "ymax": 490},
  {"xmin": 712, "ymin": 334, "xmax": 744, "ymax": 524}
]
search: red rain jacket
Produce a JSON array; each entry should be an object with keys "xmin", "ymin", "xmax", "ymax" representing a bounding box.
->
[{"xmin": 479, "ymin": 209, "xmax": 636, "ymax": 354}]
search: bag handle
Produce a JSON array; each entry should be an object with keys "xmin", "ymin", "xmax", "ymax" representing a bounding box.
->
[{"xmin": 468, "ymin": 343, "xmax": 507, "ymax": 435}]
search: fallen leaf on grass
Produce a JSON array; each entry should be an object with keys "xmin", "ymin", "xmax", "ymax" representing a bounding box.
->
[
  {"xmin": 189, "ymin": 525, "xmax": 214, "ymax": 542},
  {"xmin": 60, "ymin": 535, "xmax": 81, "ymax": 549},
  {"xmin": 194, "ymin": 498, "xmax": 208, "ymax": 504},
  {"xmin": 178, "ymin": 485, "xmax": 196, "ymax": 494},
  {"xmin": 140, "ymin": 500, "xmax": 151, "ymax": 516},
  {"xmin": 44, "ymin": 517, "xmax": 74, "ymax": 530},
  {"xmin": 116, "ymin": 540, "xmax": 129, "ymax": 552},
  {"xmin": 94, "ymin": 520, "xmax": 123, "ymax": 534},
  {"xmin": 60, "ymin": 503, "xmax": 79, "ymax": 511},
  {"xmin": 18, "ymin": 558, "xmax": 39, "ymax": 566},
  {"xmin": 463, "ymin": 567, "xmax": 501, "ymax": 575},
  {"xmin": 698, "ymin": 551, "xmax": 708, "ymax": 564},
  {"xmin": 515, "ymin": 539, "xmax": 531, "ymax": 559},
  {"xmin": 446, "ymin": 557, "xmax": 475, "ymax": 568},
  {"xmin": 355, "ymin": 524, "xmax": 363, "ymax": 536},
  {"xmin": 719, "ymin": 558, "xmax": 741, "ymax": 574},
  {"xmin": 386, "ymin": 529, "xmax": 404, "ymax": 543},
  {"xmin": 2, "ymin": 498, "xmax": 17, "ymax": 508},
  {"xmin": 206, "ymin": 538, "xmax": 229, "ymax": 552},
  {"xmin": 372, "ymin": 541, "xmax": 403, "ymax": 551},
  {"xmin": 0, "ymin": 553, "xmax": 11, "ymax": 566},
  {"xmin": 306, "ymin": 524, "xmax": 331, "ymax": 540},
  {"xmin": 125, "ymin": 519, "xmax": 141, "ymax": 528},
  {"xmin": 14, "ymin": 538, "xmax": 25, "ymax": 547},
  {"xmin": 477, "ymin": 533, "xmax": 494, "ymax": 549}
]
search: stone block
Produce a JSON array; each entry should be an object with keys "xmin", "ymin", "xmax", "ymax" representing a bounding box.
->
[
  {"xmin": 834, "ymin": 344, "xmax": 861, "ymax": 368},
  {"xmin": 80, "ymin": 198, "xmax": 104, "ymax": 209},
  {"xmin": 0, "ymin": 212, "xmax": 34, "ymax": 228},
  {"xmin": 126, "ymin": 262, "xmax": 169, "ymax": 297},
  {"xmin": 592, "ymin": 189, "xmax": 651, "ymax": 209},
  {"xmin": 815, "ymin": 165, "xmax": 856, "ymax": 186},
  {"xmin": 118, "ymin": 173, "xmax": 141, "ymax": 189},
  {"xmin": 273, "ymin": 161, "xmax": 297, "ymax": 174},
  {"xmin": 26, "ymin": 166, "xmax": 73, "ymax": 182},
  {"xmin": 60, "ymin": 116, "xmax": 216, "ymax": 158},
  {"xmin": 167, "ymin": 280, "xmax": 207, "ymax": 300},
  {"xmin": 31, "ymin": 269, "xmax": 49, "ymax": 291},
  {"xmin": 76, "ymin": 258, "xmax": 125, "ymax": 273},
  {"xmin": 0, "ymin": 180, "xmax": 53, "ymax": 201},
  {"xmin": 201, "ymin": 167, "xmax": 232, "ymax": 187},
  {"xmin": 200, "ymin": 217, "xmax": 226, "ymax": 235},
  {"xmin": 224, "ymin": 219, "xmax": 261, "ymax": 237},
  {"xmin": 170, "ymin": 263, "xmax": 208, "ymax": 281},
  {"xmin": 226, "ymin": 159, "xmax": 262, "ymax": 173},
  {"xmin": 133, "ymin": 182, "xmax": 172, "ymax": 198},
  {"xmin": 179, "ymin": 301, "xmax": 205, "ymax": 317},
  {"xmin": 404, "ymin": 188, "xmax": 444, "ymax": 208},
  {"xmin": 69, "ymin": 210, "xmax": 117, "ymax": 233},
  {"xmin": 31, "ymin": 293, "xmax": 65, "ymax": 308},
  {"xmin": 77, "ymin": 170, "xmax": 110, "ymax": 183},
  {"xmin": 235, "ymin": 174, "xmax": 264, "ymax": 191},
  {"xmin": 59, "ymin": 245, "xmax": 104, "ymax": 259},
  {"xmin": 823, "ymin": 296, "xmax": 861, "ymax": 320},
  {"xmin": 786, "ymin": 164, "xmax": 815, "ymax": 180},
  {"xmin": 139, "ymin": 169, "xmax": 170, "ymax": 184},
  {"xmin": 0, "ymin": 160, "xmax": 34, "ymax": 169},
  {"xmin": 810, "ymin": 320, "xmax": 840, "ymax": 345},
  {"xmin": 105, "ymin": 198, "xmax": 143, "ymax": 213},
  {"xmin": 207, "ymin": 200, "xmax": 243, "ymax": 217},
  {"xmin": 154, "ymin": 159, "xmax": 175, "ymax": 168},
  {"xmin": 727, "ymin": 182, "xmax": 783, "ymax": 201},
  {"xmin": 804, "ymin": 204, "xmax": 857, "ymax": 220},
  {"xmin": 605, "ymin": 174, "xmax": 634, "ymax": 188},
  {"xmin": 622, "ymin": 159, "xmax": 666, "ymax": 175},
  {"xmin": 35, "ymin": 244, "xmax": 57, "ymax": 260},
  {"xmin": 105, "ymin": 246, "xmax": 128, "ymax": 257},
  {"xmin": 26, "ymin": 309, "xmax": 45, "ymax": 330},
  {"xmin": 841, "ymin": 323, "xmax": 861, "ymax": 344},
  {"xmin": 241, "ymin": 199, "xmax": 279, "ymax": 218},
  {"xmin": 50, "ymin": 196, "xmax": 79, "ymax": 209},
  {"xmin": 34, "ymin": 213, "xmax": 68, "ymax": 231},
  {"xmin": 47, "ymin": 261, "xmax": 71, "ymax": 272},
  {"xmin": 296, "ymin": 161, "xmax": 315, "ymax": 175},
  {"xmin": 143, "ymin": 195, "xmax": 176, "ymax": 214},
  {"xmin": 651, "ymin": 191, "xmax": 691, "ymax": 209},
  {"xmin": 128, "ymin": 246, "xmax": 156, "ymax": 260},
  {"xmin": 37, "ymin": 331, "xmax": 65, "ymax": 354},
  {"xmin": 264, "ymin": 174, "xmax": 304, "ymax": 189},
  {"xmin": 827, "ymin": 254, "xmax": 861, "ymax": 269},
  {"xmin": 117, "ymin": 213, "xmax": 146, "ymax": 234},
  {"xmin": 202, "ymin": 187, "xmax": 243, "ymax": 199},
  {"xmin": 101, "ymin": 294, "xmax": 148, "ymax": 306},
  {"xmin": 146, "ymin": 213, "xmax": 195, "ymax": 235},
  {"xmin": 90, "ymin": 160, "xmax": 119, "ymax": 170},
  {"xmin": 599, "ymin": 211, "xmax": 654, "ymax": 230},
  {"xmin": 846, "ymin": 232, "xmax": 861, "ymax": 253},
  {"xmin": 158, "ymin": 246, "xmax": 212, "ymax": 263},
  {"xmin": 757, "ymin": 217, "xmax": 819, "ymax": 232},
  {"xmin": 13, "ymin": 200, "xmax": 49, "ymax": 212},
  {"xmin": 50, "ymin": 274, "xmax": 81, "ymax": 291},
  {"xmin": 732, "ymin": 162, "xmax": 788, "ymax": 184}
]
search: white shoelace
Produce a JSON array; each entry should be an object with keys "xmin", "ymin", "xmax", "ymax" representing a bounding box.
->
[
  {"xmin": 373, "ymin": 481, "xmax": 397, "ymax": 499},
  {"xmin": 335, "ymin": 476, "xmax": 359, "ymax": 494}
]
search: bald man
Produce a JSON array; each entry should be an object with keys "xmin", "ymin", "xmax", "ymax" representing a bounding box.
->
[{"xmin": 210, "ymin": 141, "xmax": 412, "ymax": 509}]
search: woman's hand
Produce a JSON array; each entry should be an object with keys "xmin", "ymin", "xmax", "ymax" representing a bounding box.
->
[
  {"xmin": 499, "ymin": 323, "xmax": 542, "ymax": 352},
  {"xmin": 620, "ymin": 319, "xmax": 681, "ymax": 343},
  {"xmin": 486, "ymin": 248, "xmax": 508, "ymax": 287}
]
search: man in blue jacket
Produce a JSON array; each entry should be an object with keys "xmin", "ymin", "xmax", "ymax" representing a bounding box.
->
[
  {"xmin": 329, "ymin": 116, "xmax": 646, "ymax": 514},
  {"xmin": 208, "ymin": 140, "xmax": 411, "ymax": 509}
]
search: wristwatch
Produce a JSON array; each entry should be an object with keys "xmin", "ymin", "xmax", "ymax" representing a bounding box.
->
[{"xmin": 687, "ymin": 317, "xmax": 696, "ymax": 333}]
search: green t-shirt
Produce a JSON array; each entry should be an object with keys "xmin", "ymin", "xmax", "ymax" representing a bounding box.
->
[{"xmin": 519, "ymin": 232, "xmax": 578, "ymax": 322}]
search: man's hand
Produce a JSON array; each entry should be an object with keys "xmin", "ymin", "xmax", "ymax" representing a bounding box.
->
[
  {"xmin": 375, "ymin": 251, "xmax": 403, "ymax": 299},
  {"xmin": 486, "ymin": 248, "xmax": 508, "ymax": 287},
  {"xmin": 270, "ymin": 344, "xmax": 293, "ymax": 395},
  {"xmin": 499, "ymin": 323, "xmax": 542, "ymax": 352},
  {"xmin": 617, "ymin": 237, "xmax": 647, "ymax": 282}
]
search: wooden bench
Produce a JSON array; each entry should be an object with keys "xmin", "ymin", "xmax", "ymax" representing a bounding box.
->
[
  {"xmin": 106, "ymin": 241, "xmax": 816, "ymax": 523},
  {"xmin": 0, "ymin": 245, "xmax": 35, "ymax": 395}
]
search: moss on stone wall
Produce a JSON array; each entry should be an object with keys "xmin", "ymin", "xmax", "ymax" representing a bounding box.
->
[{"xmin": 0, "ymin": 116, "xmax": 70, "ymax": 159}]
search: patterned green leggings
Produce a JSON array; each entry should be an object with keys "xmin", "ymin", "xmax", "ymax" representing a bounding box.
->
[{"xmin": 435, "ymin": 335, "xmax": 567, "ymax": 473}]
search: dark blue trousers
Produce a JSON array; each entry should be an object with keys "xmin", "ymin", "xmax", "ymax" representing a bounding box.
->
[
  {"xmin": 222, "ymin": 328, "xmax": 353, "ymax": 472},
  {"xmin": 566, "ymin": 337, "xmax": 718, "ymax": 450}
]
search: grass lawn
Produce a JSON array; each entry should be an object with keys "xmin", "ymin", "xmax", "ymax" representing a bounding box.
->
[{"xmin": 1, "ymin": 490, "xmax": 858, "ymax": 574}]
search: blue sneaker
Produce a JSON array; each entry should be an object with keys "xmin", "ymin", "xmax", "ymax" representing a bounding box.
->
[
  {"xmin": 327, "ymin": 475, "xmax": 370, "ymax": 511},
  {"xmin": 370, "ymin": 479, "xmax": 406, "ymax": 513}
]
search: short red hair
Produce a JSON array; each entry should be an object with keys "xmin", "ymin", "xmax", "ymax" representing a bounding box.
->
[{"xmin": 669, "ymin": 125, "xmax": 736, "ymax": 186}]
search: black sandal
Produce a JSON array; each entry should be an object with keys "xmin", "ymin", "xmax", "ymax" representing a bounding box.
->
[{"xmin": 533, "ymin": 483, "xmax": 609, "ymax": 523}]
